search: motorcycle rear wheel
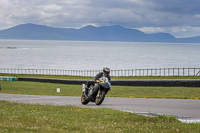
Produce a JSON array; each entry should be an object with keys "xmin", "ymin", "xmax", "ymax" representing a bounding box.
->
[
  {"xmin": 81, "ymin": 94, "xmax": 89, "ymax": 105},
  {"xmin": 95, "ymin": 89, "xmax": 106, "ymax": 105}
]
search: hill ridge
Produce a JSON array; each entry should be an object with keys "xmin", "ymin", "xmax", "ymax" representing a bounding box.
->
[{"xmin": 0, "ymin": 23, "xmax": 199, "ymax": 43}]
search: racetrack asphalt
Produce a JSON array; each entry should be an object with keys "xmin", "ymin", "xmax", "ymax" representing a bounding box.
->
[{"xmin": 0, "ymin": 93, "xmax": 200, "ymax": 123}]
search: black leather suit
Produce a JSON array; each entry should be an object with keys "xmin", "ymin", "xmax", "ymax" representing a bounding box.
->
[{"xmin": 86, "ymin": 72, "xmax": 111, "ymax": 97}]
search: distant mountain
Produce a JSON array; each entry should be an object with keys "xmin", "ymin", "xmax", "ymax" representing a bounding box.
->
[
  {"xmin": 0, "ymin": 23, "xmax": 75, "ymax": 40},
  {"xmin": 176, "ymin": 36, "xmax": 200, "ymax": 43},
  {"xmin": 0, "ymin": 23, "xmax": 199, "ymax": 43}
]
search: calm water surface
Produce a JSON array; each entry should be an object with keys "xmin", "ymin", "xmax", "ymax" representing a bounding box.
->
[{"xmin": 0, "ymin": 39, "xmax": 200, "ymax": 70}]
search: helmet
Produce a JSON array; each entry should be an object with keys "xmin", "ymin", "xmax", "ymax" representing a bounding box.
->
[{"xmin": 103, "ymin": 67, "xmax": 110, "ymax": 75}]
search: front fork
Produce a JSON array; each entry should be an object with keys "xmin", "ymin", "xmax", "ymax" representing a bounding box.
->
[
  {"xmin": 96, "ymin": 87, "xmax": 105, "ymax": 98},
  {"xmin": 96, "ymin": 89, "xmax": 100, "ymax": 98}
]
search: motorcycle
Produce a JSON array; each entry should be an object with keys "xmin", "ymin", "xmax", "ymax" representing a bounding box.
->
[{"xmin": 81, "ymin": 77, "xmax": 111, "ymax": 105}]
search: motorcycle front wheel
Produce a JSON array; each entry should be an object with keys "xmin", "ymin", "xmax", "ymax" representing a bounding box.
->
[
  {"xmin": 81, "ymin": 94, "xmax": 89, "ymax": 105},
  {"xmin": 95, "ymin": 89, "xmax": 106, "ymax": 105}
]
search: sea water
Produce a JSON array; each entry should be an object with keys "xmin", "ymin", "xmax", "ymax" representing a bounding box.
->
[{"xmin": 0, "ymin": 39, "xmax": 200, "ymax": 70}]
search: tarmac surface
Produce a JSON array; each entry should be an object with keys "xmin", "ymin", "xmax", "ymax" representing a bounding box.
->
[{"xmin": 0, "ymin": 93, "xmax": 200, "ymax": 123}]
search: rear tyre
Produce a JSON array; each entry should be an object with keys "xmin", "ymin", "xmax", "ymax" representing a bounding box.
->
[
  {"xmin": 81, "ymin": 94, "xmax": 89, "ymax": 105},
  {"xmin": 95, "ymin": 90, "xmax": 106, "ymax": 105}
]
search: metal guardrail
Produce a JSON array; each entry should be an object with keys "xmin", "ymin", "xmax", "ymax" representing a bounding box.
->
[
  {"xmin": 18, "ymin": 77, "xmax": 200, "ymax": 87},
  {"xmin": 0, "ymin": 68, "xmax": 200, "ymax": 77}
]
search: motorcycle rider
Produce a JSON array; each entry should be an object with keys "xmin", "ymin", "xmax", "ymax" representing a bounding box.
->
[{"xmin": 85, "ymin": 67, "xmax": 111, "ymax": 100}]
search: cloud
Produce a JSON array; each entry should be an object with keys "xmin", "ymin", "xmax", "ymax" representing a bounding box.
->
[
  {"xmin": 0, "ymin": 0, "xmax": 200, "ymax": 37},
  {"xmin": 152, "ymin": 0, "xmax": 200, "ymax": 15},
  {"xmin": 40, "ymin": 4, "xmax": 63, "ymax": 12},
  {"xmin": 137, "ymin": 26, "xmax": 200, "ymax": 38}
]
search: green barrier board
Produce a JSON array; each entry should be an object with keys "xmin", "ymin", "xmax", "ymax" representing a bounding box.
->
[{"xmin": 0, "ymin": 77, "xmax": 16, "ymax": 81}]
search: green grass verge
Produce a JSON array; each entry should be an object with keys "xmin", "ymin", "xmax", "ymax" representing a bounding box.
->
[
  {"xmin": 0, "ymin": 73, "xmax": 91, "ymax": 80},
  {"xmin": 1, "ymin": 73, "xmax": 200, "ymax": 80},
  {"xmin": 1, "ymin": 81, "xmax": 200, "ymax": 99},
  {"xmin": 0, "ymin": 101, "xmax": 200, "ymax": 133}
]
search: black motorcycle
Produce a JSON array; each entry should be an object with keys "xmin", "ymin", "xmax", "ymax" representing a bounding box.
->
[{"xmin": 81, "ymin": 77, "xmax": 111, "ymax": 105}]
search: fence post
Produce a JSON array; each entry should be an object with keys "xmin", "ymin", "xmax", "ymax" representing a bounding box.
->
[
  {"xmin": 178, "ymin": 68, "xmax": 179, "ymax": 76},
  {"xmin": 164, "ymin": 68, "xmax": 165, "ymax": 76},
  {"xmin": 160, "ymin": 68, "xmax": 161, "ymax": 76},
  {"xmin": 143, "ymin": 69, "xmax": 144, "ymax": 76}
]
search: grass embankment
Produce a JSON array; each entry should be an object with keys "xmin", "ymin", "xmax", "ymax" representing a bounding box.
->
[
  {"xmin": 1, "ymin": 101, "xmax": 200, "ymax": 133},
  {"xmin": 1, "ymin": 74, "xmax": 200, "ymax": 132},
  {"xmin": 1, "ymin": 73, "xmax": 200, "ymax": 99},
  {"xmin": 1, "ymin": 81, "xmax": 200, "ymax": 99},
  {"xmin": 1, "ymin": 73, "xmax": 200, "ymax": 80},
  {"xmin": 0, "ymin": 74, "xmax": 91, "ymax": 80}
]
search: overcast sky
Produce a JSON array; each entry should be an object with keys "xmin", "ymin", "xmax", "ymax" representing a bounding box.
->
[{"xmin": 0, "ymin": 0, "xmax": 200, "ymax": 38}]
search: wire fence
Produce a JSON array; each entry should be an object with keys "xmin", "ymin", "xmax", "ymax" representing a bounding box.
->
[{"xmin": 0, "ymin": 68, "xmax": 200, "ymax": 77}]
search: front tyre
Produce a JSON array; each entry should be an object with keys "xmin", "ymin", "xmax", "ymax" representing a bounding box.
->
[
  {"xmin": 95, "ymin": 89, "xmax": 106, "ymax": 105},
  {"xmin": 81, "ymin": 94, "xmax": 89, "ymax": 105}
]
